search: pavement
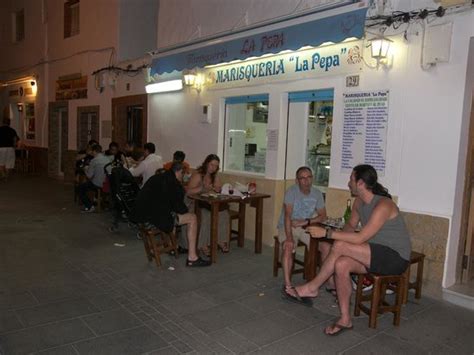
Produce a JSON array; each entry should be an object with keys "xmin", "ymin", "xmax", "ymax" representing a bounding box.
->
[{"xmin": 0, "ymin": 175, "xmax": 473, "ymax": 355}]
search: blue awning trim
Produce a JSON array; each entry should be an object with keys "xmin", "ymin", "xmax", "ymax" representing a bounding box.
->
[
  {"xmin": 151, "ymin": 7, "xmax": 367, "ymax": 76},
  {"xmin": 225, "ymin": 94, "xmax": 269, "ymax": 104},
  {"xmin": 288, "ymin": 89, "xmax": 334, "ymax": 102}
]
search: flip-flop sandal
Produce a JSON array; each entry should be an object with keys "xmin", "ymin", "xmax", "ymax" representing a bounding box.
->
[
  {"xmin": 325, "ymin": 323, "xmax": 353, "ymax": 336},
  {"xmin": 281, "ymin": 286, "xmax": 314, "ymax": 307},
  {"xmin": 325, "ymin": 287, "xmax": 337, "ymax": 297}
]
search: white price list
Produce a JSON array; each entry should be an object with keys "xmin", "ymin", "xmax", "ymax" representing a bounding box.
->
[{"xmin": 341, "ymin": 90, "xmax": 389, "ymax": 175}]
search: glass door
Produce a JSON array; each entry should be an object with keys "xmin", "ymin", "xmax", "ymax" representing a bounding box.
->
[{"xmin": 285, "ymin": 89, "xmax": 334, "ymax": 190}]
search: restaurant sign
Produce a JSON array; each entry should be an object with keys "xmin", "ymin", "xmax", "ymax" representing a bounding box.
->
[{"xmin": 204, "ymin": 40, "xmax": 363, "ymax": 89}]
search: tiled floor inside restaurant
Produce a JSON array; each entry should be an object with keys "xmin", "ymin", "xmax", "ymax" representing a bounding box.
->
[{"xmin": 1, "ymin": 175, "xmax": 473, "ymax": 355}]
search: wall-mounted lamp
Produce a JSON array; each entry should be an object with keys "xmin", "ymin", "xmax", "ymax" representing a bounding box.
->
[
  {"xmin": 145, "ymin": 79, "xmax": 183, "ymax": 94},
  {"xmin": 369, "ymin": 36, "xmax": 393, "ymax": 68},
  {"xmin": 17, "ymin": 103, "xmax": 23, "ymax": 112},
  {"xmin": 1, "ymin": 75, "xmax": 36, "ymax": 87},
  {"xmin": 183, "ymin": 70, "xmax": 197, "ymax": 86},
  {"xmin": 182, "ymin": 70, "xmax": 203, "ymax": 93}
]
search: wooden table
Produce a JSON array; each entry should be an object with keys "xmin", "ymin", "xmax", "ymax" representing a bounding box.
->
[{"xmin": 188, "ymin": 193, "xmax": 270, "ymax": 263}]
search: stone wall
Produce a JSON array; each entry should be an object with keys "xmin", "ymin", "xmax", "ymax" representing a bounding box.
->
[{"xmin": 402, "ymin": 212, "xmax": 449, "ymax": 298}]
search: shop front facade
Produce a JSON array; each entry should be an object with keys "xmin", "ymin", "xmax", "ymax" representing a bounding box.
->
[{"xmin": 148, "ymin": 1, "xmax": 474, "ymax": 304}]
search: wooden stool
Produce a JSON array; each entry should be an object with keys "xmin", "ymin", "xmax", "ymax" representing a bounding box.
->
[
  {"xmin": 273, "ymin": 236, "xmax": 309, "ymax": 279},
  {"xmin": 354, "ymin": 272, "xmax": 406, "ymax": 328},
  {"xmin": 95, "ymin": 189, "xmax": 109, "ymax": 213},
  {"xmin": 139, "ymin": 225, "xmax": 178, "ymax": 267},
  {"xmin": 403, "ymin": 251, "xmax": 425, "ymax": 303}
]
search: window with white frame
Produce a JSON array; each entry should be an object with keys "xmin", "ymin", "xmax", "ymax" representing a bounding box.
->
[
  {"xmin": 64, "ymin": 0, "xmax": 80, "ymax": 38},
  {"xmin": 224, "ymin": 94, "xmax": 269, "ymax": 174},
  {"xmin": 12, "ymin": 9, "xmax": 25, "ymax": 43}
]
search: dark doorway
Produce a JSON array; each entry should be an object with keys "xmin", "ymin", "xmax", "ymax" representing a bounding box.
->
[
  {"xmin": 77, "ymin": 106, "xmax": 99, "ymax": 150},
  {"xmin": 112, "ymin": 94, "xmax": 147, "ymax": 149}
]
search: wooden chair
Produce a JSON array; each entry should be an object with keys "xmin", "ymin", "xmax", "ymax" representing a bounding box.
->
[
  {"xmin": 354, "ymin": 272, "xmax": 406, "ymax": 328},
  {"xmin": 228, "ymin": 209, "xmax": 240, "ymax": 244},
  {"xmin": 139, "ymin": 225, "xmax": 178, "ymax": 267},
  {"xmin": 273, "ymin": 236, "xmax": 309, "ymax": 279},
  {"xmin": 95, "ymin": 189, "xmax": 109, "ymax": 213},
  {"xmin": 84, "ymin": 188, "xmax": 107, "ymax": 212},
  {"xmin": 403, "ymin": 251, "xmax": 425, "ymax": 303}
]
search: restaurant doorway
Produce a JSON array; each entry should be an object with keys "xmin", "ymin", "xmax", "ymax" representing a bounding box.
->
[
  {"xmin": 112, "ymin": 94, "xmax": 147, "ymax": 149},
  {"xmin": 284, "ymin": 89, "xmax": 334, "ymax": 191},
  {"xmin": 77, "ymin": 106, "xmax": 99, "ymax": 150}
]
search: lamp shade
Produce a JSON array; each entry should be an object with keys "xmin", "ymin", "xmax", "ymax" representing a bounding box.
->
[{"xmin": 370, "ymin": 37, "xmax": 392, "ymax": 59}]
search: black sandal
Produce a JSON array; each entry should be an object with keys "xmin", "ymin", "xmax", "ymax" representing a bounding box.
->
[{"xmin": 186, "ymin": 257, "xmax": 211, "ymax": 267}]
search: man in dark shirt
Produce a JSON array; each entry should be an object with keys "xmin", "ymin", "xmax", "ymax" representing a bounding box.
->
[
  {"xmin": 0, "ymin": 118, "xmax": 19, "ymax": 180},
  {"xmin": 132, "ymin": 162, "xmax": 211, "ymax": 267}
]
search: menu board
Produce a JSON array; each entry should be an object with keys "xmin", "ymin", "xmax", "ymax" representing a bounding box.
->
[{"xmin": 341, "ymin": 90, "xmax": 389, "ymax": 175}]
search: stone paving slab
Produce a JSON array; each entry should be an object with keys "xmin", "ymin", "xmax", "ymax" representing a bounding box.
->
[
  {"xmin": 185, "ymin": 301, "xmax": 258, "ymax": 333},
  {"xmin": 16, "ymin": 297, "xmax": 99, "ymax": 327},
  {"xmin": 0, "ymin": 319, "xmax": 94, "ymax": 354},
  {"xmin": 72, "ymin": 326, "xmax": 168, "ymax": 355},
  {"xmin": 0, "ymin": 311, "xmax": 23, "ymax": 334},
  {"xmin": 81, "ymin": 308, "xmax": 143, "ymax": 335},
  {"xmin": 229, "ymin": 310, "xmax": 308, "ymax": 347},
  {"xmin": 0, "ymin": 290, "xmax": 38, "ymax": 311}
]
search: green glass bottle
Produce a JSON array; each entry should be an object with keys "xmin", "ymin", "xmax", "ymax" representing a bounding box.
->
[{"xmin": 343, "ymin": 199, "xmax": 352, "ymax": 224}]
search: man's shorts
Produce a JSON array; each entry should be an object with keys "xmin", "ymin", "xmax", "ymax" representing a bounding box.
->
[
  {"xmin": 368, "ymin": 243, "xmax": 409, "ymax": 275},
  {"xmin": 0, "ymin": 147, "xmax": 15, "ymax": 169},
  {"xmin": 277, "ymin": 227, "xmax": 310, "ymax": 250}
]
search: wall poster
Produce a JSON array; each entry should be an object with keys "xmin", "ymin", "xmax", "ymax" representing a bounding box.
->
[{"xmin": 341, "ymin": 90, "xmax": 389, "ymax": 175}]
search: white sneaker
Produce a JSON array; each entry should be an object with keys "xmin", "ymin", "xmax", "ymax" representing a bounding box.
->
[{"xmin": 81, "ymin": 206, "xmax": 95, "ymax": 213}]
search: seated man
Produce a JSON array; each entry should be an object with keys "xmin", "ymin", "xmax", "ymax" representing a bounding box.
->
[
  {"xmin": 285, "ymin": 164, "xmax": 411, "ymax": 336},
  {"xmin": 131, "ymin": 162, "xmax": 211, "ymax": 267},
  {"xmin": 78, "ymin": 144, "xmax": 110, "ymax": 212},
  {"xmin": 277, "ymin": 166, "xmax": 328, "ymax": 289},
  {"xmin": 163, "ymin": 150, "xmax": 190, "ymax": 175},
  {"xmin": 104, "ymin": 141, "xmax": 124, "ymax": 165},
  {"xmin": 128, "ymin": 142, "xmax": 162, "ymax": 187}
]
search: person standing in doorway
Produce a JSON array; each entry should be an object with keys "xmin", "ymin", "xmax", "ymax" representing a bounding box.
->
[{"xmin": 0, "ymin": 117, "xmax": 19, "ymax": 181}]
